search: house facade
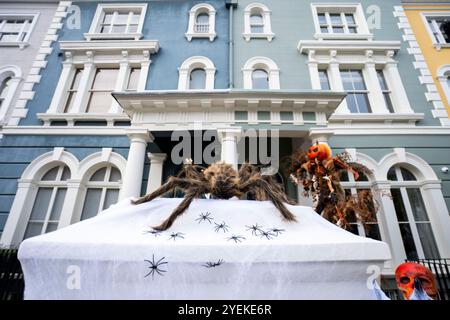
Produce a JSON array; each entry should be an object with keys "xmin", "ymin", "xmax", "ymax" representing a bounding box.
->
[{"xmin": 0, "ymin": 0, "xmax": 449, "ymax": 280}]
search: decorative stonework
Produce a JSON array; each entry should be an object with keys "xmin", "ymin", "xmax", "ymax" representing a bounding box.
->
[
  {"xmin": 394, "ymin": 6, "xmax": 450, "ymax": 126},
  {"xmin": 8, "ymin": 1, "xmax": 73, "ymax": 126}
]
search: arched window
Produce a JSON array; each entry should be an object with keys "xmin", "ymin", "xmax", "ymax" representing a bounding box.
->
[
  {"xmin": 178, "ymin": 56, "xmax": 216, "ymax": 90},
  {"xmin": 340, "ymin": 169, "xmax": 381, "ymax": 241},
  {"xmin": 388, "ymin": 165, "xmax": 440, "ymax": 259},
  {"xmin": 186, "ymin": 3, "xmax": 216, "ymax": 41},
  {"xmin": 252, "ymin": 69, "xmax": 269, "ymax": 89},
  {"xmin": 243, "ymin": 3, "xmax": 274, "ymax": 41},
  {"xmin": 189, "ymin": 68, "xmax": 206, "ymax": 89},
  {"xmin": 243, "ymin": 57, "xmax": 280, "ymax": 89},
  {"xmin": 80, "ymin": 165, "xmax": 122, "ymax": 221},
  {"xmin": 437, "ymin": 65, "xmax": 450, "ymax": 107},
  {"xmin": 0, "ymin": 76, "xmax": 12, "ymax": 108},
  {"xmin": 0, "ymin": 65, "xmax": 21, "ymax": 122},
  {"xmin": 23, "ymin": 165, "xmax": 71, "ymax": 240}
]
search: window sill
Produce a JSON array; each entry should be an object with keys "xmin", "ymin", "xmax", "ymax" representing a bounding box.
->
[
  {"xmin": 37, "ymin": 113, "xmax": 130, "ymax": 127},
  {"xmin": 0, "ymin": 41, "xmax": 30, "ymax": 50},
  {"xmin": 243, "ymin": 33, "xmax": 275, "ymax": 42},
  {"xmin": 329, "ymin": 113, "xmax": 424, "ymax": 126},
  {"xmin": 185, "ymin": 32, "xmax": 216, "ymax": 42},
  {"xmin": 84, "ymin": 33, "xmax": 143, "ymax": 41},
  {"xmin": 314, "ymin": 33, "xmax": 373, "ymax": 41}
]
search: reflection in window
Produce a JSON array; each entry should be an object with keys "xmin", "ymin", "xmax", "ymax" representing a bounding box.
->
[
  {"xmin": 252, "ymin": 69, "xmax": 269, "ymax": 89},
  {"xmin": 189, "ymin": 68, "xmax": 206, "ymax": 90},
  {"xmin": 23, "ymin": 165, "xmax": 70, "ymax": 240},
  {"xmin": 250, "ymin": 13, "xmax": 264, "ymax": 33},
  {"xmin": 80, "ymin": 165, "xmax": 121, "ymax": 221},
  {"xmin": 377, "ymin": 70, "xmax": 394, "ymax": 113},
  {"xmin": 319, "ymin": 70, "xmax": 330, "ymax": 90},
  {"xmin": 99, "ymin": 10, "xmax": 141, "ymax": 34},
  {"xmin": 341, "ymin": 69, "xmax": 371, "ymax": 113}
]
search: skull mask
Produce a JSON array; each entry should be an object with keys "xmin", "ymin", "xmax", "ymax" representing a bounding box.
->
[{"xmin": 395, "ymin": 262, "xmax": 438, "ymax": 300}]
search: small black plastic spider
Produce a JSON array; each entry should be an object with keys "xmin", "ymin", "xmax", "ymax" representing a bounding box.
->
[
  {"xmin": 202, "ymin": 259, "xmax": 224, "ymax": 268},
  {"xmin": 270, "ymin": 228, "xmax": 285, "ymax": 236},
  {"xmin": 144, "ymin": 254, "xmax": 168, "ymax": 279},
  {"xmin": 143, "ymin": 229, "xmax": 162, "ymax": 237},
  {"xmin": 259, "ymin": 230, "xmax": 275, "ymax": 240},
  {"xmin": 245, "ymin": 223, "xmax": 263, "ymax": 236},
  {"xmin": 195, "ymin": 212, "xmax": 213, "ymax": 224},
  {"xmin": 227, "ymin": 235, "xmax": 246, "ymax": 243},
  {"xmin": 214, "ymin": 221, "xmax": 230, "ymax": 233},
  {"xmin": 168, "ymin": 232, "xmax": 185, "ymax": 241}
]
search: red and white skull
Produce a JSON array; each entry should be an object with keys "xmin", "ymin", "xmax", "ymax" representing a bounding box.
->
[{"xmin": 395, "ymin": 262, "xmax": 438, "ymax": 300}]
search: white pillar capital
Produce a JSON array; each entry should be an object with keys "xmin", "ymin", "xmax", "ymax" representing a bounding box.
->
[
  {"xmin": 146, "ymin": 152, "xmax": 167, "ymax": 194},
  {"xmin": 126, "ymin": 129, "xmax": 154, "ymax": 144},
  {"xmin": 148, "ymin": 152, "xmax": 167, "ymax": 164},
  {"xmin": 308, "ymin": 129, "xmax": 333, "ymax": 145}
]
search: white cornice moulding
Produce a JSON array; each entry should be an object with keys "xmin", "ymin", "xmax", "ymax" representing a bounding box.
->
[
  {"xmin": 59, "ymin": 40, "xmax": 160, "ymax": 54},
  {"xmin": 297, "ymin": 40, "xmax": 402, "ymax": 54}
]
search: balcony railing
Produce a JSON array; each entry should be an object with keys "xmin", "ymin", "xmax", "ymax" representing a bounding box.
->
[{"xmin": 194, "ymin": 23, "xmax": 209, "ymax": 33}]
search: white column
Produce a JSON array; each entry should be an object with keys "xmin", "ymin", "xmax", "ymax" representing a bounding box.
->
[
  {"xmin": 119, "ymin": 130, "xmax": 153, "ymax": 200},
  {"xmin": 109, "ymin": 60, "xmax": 130, "ymax": 113},
  {"xmin": 146, "ymin": 153, "xmax": 167, "ymax": 193},
  {"xmin": 70, "ymin": 61, "xmax": 95, "ymax": 113},
  {"xmin": 218, "ymin": 128, "xmax": 241, "ymax": 169},
  {"xmin": 308, "ymin": 54, "xmax": 321, "ymax": 90},
  {"xmin": 308, "ymin": 129, "xmax": 333, "ymax": 146},
  {"xmin": 364, "ymin": 61, "xmax": 388, "ymax": 113},
  {"xmin": 384, "ymin": 60, "xmax": 413, "ymax": 113},
  {"xmin": 328, "ymin": 60, "xmax": 349, "ymax": 113},
  {"xmin": 138, "ymin": 58, "xmax": 151, "ymax": 92},
  {"xmin": 58, "ymin": 180, "xmax": 81, "ymax": 228},
  {"xmin": 374, "ymin": 182, "xmax": 406, "ymax": 267},
  {"xmin": 0, "ymin": 180, "xmax": 37, "ymax": 248},
  {"xmin": 47, "ymin": 62, "xmax": 74, "ymax": 113}
]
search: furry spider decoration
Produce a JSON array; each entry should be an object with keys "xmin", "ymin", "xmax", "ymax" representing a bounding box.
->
[
  {"xmin": 285, "ymin": 142, "xmax": 377, "ymax": 229},
  {"xmin": 132, "ymin": 160, "xmax": 296, "ymax": 231}
]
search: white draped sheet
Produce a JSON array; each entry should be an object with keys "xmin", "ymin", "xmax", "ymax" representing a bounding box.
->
[{"xmin": 18, "ymin": 198, "xmax": 391, "ymax": 299}]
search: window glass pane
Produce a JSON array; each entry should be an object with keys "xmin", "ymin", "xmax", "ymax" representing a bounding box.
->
[
  {"xmin": 439, "ymin": 19, "xmax": 450, "ymax": 43},
  {"xmin": 332, "ymin": 26, "xmax": 344, "ymax": 33},
  {"xmin": 399, "ymin": 223, "xmax": 419, "ymax": 260},
  {"xmin": 319, "ymin": 70, "xmax": 330, "ymax": 90},
  {"xmin": 103, "ymin": 189, "xmax": 119, "ymax": 210},
  {"xmin": 0, "ymin": 33, "xmax": 19, "ymax": 42},
  {"xmin": 29, "ymin": 188, "xmax": 53, "ymax": 220},
  {"xmin": 115, "ymin": 13, "xmax": 129, "ymax": 24},
  {"xmin": 251, "ymin": 25, "xmax": 264, "ymax": 33},
  {"xmin": 345, "ymin": 94, "xmax": 359, "ymax": 113},
  {"xmin": 320, "ymin": 27, "xmax": 329, "ymax": 33},
  {"xmin": 0, "ymin": 77, "xmax": 12, "ymax": 99},
  {"xmin": 401, "ymin": 168, "xmax": 417, "ymax": 181},
  {"xmin": 341, "ymin": 70, "xmax": 353, "ymax": 90},
  {"xmin": 377, "ymin": 70, "xmax": 388, "ymax": 90},
  {"xmin": 127, "ymin": 68, "xmax": 141, "ymax": 91},
  {"xmin": 112, "ymin": 25, "xmax": 127, "ymax": 33},
  {"xmin": 90, "ymin": 167, "xmax": 107, "ymax": 181},
  {"xmin": 347, "ymin": 223, "xmax": 359, "ymax": 236},
  {"xmin": 355, "ymin": 93, "xmax": 371, "ymax": 113},
  {"xmin": 103, "ymin": 13, "xmax": 114, "ymax": 24},
  {"xmin": 196, "ymin": 13, "xmax": 209, "ymax": 24},
  {"xmin": 49, "ymin": 188, "xmax": 66, "ymax": 221},
  {"xmin": 61, "ymin": 166, "xmax": 71, "ymax": 181},
  {"xmin": 130, "ymin": 12, "xmax": 141, "ymax": 24},
  {"xmin": 250, "ymin": 14, "xmax": 263, "ymax": 25},
  {"xmin": 406, "ymin": 188, "xmax": 429, "ymax": 221},
  {"xmin": 42, "ymin": 167, "xmax": 59, "ymax": 181},
  {"xmin": 100, "ymin": 25, "xmax": 111, "ymax": 33},
  {"xmin": 81, "ymin": 188, "xmax": 102, "ymax": 221},
  {"xmin": 318, "ymin": 13, "xmax": 327, "ymax": 25},
  {"xmin": 365, "ymin": 223, "xmax": 382, "ymax": 241},
  {"xmin": 329, "ymin": 14, "xmax": 342, "ymax": 25},
  {"xmin": 92, "ymin": 69, "xmax": 118, "ymax": 90},
  {"xmin": 109, "ymin": 167, "xmax": 121, "ymax": 182},
  {"xmin": 87, "ymin": 92, "xmax": 112, "ymax": 113},
  {"xmin": 387, "ymin": 167, "xmax": 397, "ymax": 181},
  {"xmin": 351, "ymin": 70, "xmax": 366, "ymax": 90},
  {"xmin": 45, "ymin": 222, "xmax": 58, "ymax": 233},
  {"xmin": 345, "ymin": 14, "xmax": 355, "ymax": 24},
  {"xmin": 128, "ymin": 24, "xmax": 138, "ymax": 33},
  {"xmin": 391, "ymin": 188, "xmax": 409, "ymax": 222},
  {"xmin": 416, "ymin": 223, "xmax": 440, "ymax": 258},
  {"xmin": 348, "ymin": 27, "xmax": 357, "ymax": 33},
  {"xmin": 252, "ymin": 69, "xmax": 269, "ymax": 89},
  {"xmin": 383, "ymin": 93, "xmax": 394, "ymax": 113},
  {"xmin": 189, "ymin": 68, "xmax": 206, "ymax": 90},
  {"xmin": 23, "ymin": 222, "xmax": 44, "ymax": 239}
]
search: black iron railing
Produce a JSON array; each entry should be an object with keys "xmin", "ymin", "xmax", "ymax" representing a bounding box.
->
[{"xmin": 0, "ymin": 249, "xmax": 24, "ymax": 300}]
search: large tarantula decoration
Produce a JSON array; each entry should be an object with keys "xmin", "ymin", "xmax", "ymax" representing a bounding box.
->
[
  {"xmin": 286, "ymin": 142, "xmax": 378, "ymax": 229},
  {"xmin": 133, "ymin": 160, "xmax": 297, "ymax": 231}
]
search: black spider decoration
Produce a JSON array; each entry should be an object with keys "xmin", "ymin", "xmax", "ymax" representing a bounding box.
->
[
  {"xmin": 269, "ymin": 228, "xmax": 285, "ymax": 236},
  {"xmin": 259, "ymin": 230, "xmax": 276, "ymax": 240},
  {"xmin": 144, "ymin": 254, "xmax": 168, "ymax": 279},
  {"xmin": 168, "ymin": 232, "xmax": 185, "ymax": 241},
  {"xmin": 246, "ymin": 223, "xmax": 263, "ymax": 236},
  {"xmin": 195, "ymin": 212, "xmax": 214, "ymax": 224},
  {"xmin": 227, "ymin": 235, "xmax": 246, "ymax": 243},
  {"xmin": 214, "ymin": 221, "xmax": 230, "ymax": 233},
  {"xmin": 143, "ymin": 229, "xmax": 162, "ymax": 237},
  {"xmin": 202, "ymin": 259, "xmax": 224, "ymax": 268}
]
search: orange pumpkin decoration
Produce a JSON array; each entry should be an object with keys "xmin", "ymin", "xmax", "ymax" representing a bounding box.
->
[{"xmin": 307, "ymin": 143, "xmax": 331, "ymax": 161}]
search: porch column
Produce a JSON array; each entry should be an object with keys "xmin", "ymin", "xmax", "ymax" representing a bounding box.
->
[
  {"xmin": 308, "ymin": 129, "xmax": 333, "ymax": 146},
  {"xmin": 218, "ymin": 128, "xmax": 241, "ymax": 169},
  {"xmin": 120, "ymin": 129, "xmax": 153, "ymax": 200},
  {"xmin": 146, "ymin": 153, "xmax": 167, "ymax": 194}
]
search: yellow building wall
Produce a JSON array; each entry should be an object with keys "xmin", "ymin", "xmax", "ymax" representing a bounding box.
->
[{"xmin": 404, "ymin": 5, "xmax": 450, "ymax": 117}]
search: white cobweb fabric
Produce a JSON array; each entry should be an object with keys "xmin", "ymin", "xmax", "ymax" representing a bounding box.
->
[{"xmin": 18, "ymin": 198, "xmax": 391, "ymax": 300}]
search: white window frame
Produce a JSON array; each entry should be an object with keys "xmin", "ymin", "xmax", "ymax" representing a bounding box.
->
[
  {"xmin": 185, "ymin": 3, "xmax": 216, "ymax": 42},
  {"xmin": 437, "ymin": 65, "xmax": 450, "ymax": 106},
  {"xmin": 0, "ymin": 65, "xmax": 22, "ymax": 124},
  {"xmin": 311, "ymin": 4, "xmax": 372, "ymax": 40},
  {"xmin": 84, "ymin": 3, "xmax": 147, "ymax": 41},
  {"xmin": 242, "ymin": 56, "xmax": 280, "ymax": 89},
  {"xmin": 243, "ymin": 3, "xmax": 274, "ymax": 42},
  {"xmin": 0, "ymin": 13, "xmax": 39, "ymax": 49},
  {"xmin": 422, "ymin": 13, "xmax": 450, "ymax": 49},
  {"xmin": 178, "ymin": 56, "xmax": 216, "ymax": 90}
]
